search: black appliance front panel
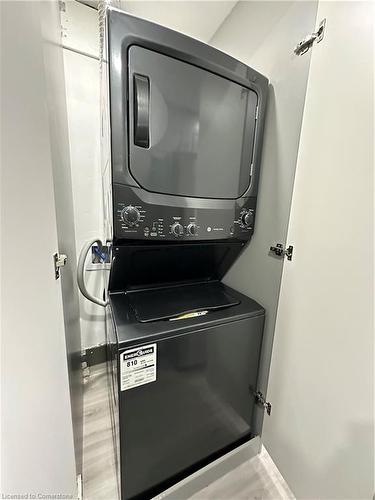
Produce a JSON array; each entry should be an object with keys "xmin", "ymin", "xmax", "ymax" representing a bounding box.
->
[
  {"xmin": 113, "ymin": 184, "xmax": 256, "ymax": 242},
  {"xmin": 118, "ymin": 315, "xmax": 264, "ymax": 500}
]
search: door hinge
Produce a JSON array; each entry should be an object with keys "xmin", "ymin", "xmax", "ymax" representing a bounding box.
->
[
  {"xmin": 269, "ymin": 243, "xmax": 294, "ymax": 261},
  {"xmin": 53, "ymin": 252, "xmax": 67, "ymax": 280},
  {"xmin": 254, "ymin": 391, "xmax": 272, "ymax": 416},
  {"xmin": 294, "ymin": 18, "xmax": 326, "ymax": 56}
]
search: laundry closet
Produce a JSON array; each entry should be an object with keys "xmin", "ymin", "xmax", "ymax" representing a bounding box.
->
[{"xmin": 1, "ymin": 1, "xmax": 373, "ymax": 500}]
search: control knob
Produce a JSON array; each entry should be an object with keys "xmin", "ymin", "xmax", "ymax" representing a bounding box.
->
[
  {"xmin": 171, "ymin": 222, "xmax": 184, "ymax": 237},
  {"xmin": 240, "ymin": 210, "xmax": 254, "ymax": 229},
  {"xmin": 121, "ymin": 206, "xmax": 141, "ymax": 226},
  {"xmin": 187, "ymin": 223, "xmax": 198, "ymax": 236}
]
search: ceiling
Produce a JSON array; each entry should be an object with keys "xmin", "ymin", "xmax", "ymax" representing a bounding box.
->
[{"xmin": 76, "ymin": 0, "xmax": 237, "ymax": 43}]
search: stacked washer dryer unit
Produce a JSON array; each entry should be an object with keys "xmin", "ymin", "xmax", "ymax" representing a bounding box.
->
[{"xmin": 97, "ymin": 7, "xmax": 268, "ymax": 500}]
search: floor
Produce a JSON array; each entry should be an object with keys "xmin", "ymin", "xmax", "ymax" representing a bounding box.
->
[
  {"xmin": 83, "ymin": 363, "xmax": 294, "ymax": 500},
  {"xmin": 83, "ymin": 363, "xmax": 119, "ymax": 500}
]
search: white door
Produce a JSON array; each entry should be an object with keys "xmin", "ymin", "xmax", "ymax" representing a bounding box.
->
[
  {"xmin": 43, "ymin": 0, "xmax": 84, "ymax": 475},
  {"xmin": 263, "ymin": 2, "xmax": 374, "ymax": 498},
  {"xmin": 211, "ymin": 0, "xmax": 319, "ymax": 434},
  {"xmin": 1, "ymin": 1, "xmax": 80, "ymax": 496}
]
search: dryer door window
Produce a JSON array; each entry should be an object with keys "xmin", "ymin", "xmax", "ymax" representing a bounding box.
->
[{"xmin": 128, "ymin": 46, "xmax": 258, "ymax": 199}]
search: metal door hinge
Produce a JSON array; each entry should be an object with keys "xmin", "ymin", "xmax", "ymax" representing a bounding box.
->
[
  {"xmin": 254, "ymin": 391, "xmax": 272, "ymax": 416},
  {"xmin": 53, "ymin": 252, "xmax": 67, "ymax": 280},
  {"xmin": 294, "ymin": 19, "xmax": 326, "ymax": 56},
  {"xmin": 269, "ymin": 243, "xmax": 294, "ymax": 261}
]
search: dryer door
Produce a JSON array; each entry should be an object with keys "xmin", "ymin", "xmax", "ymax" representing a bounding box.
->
[{"xmin": 128, "ymin": 46, "xmax": 257, "ymax": 199}]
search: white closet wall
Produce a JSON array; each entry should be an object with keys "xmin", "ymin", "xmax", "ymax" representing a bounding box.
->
[
  {"xmin": 62, "ymin": 1, "xmax": 105, "ymax": 348},
  {"xmin": 120, "ymin": 1, "xmax": 236, "ymax": 42}
]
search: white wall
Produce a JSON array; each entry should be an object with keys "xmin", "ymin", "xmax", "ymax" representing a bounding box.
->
[
  {"xmin": 121, "ymin": 1, "xmax": 236, "ymax": 42},
  {"xmin": 263, "ymin": 2, "xmax": 374, "ymax": 498},
  {"xmin": 1, "ymin": 1, "xmax": 77, "ymax": 495},
  {"xmin": 62, "ymin": 1, "xmax": 105, "ymax": 349}
]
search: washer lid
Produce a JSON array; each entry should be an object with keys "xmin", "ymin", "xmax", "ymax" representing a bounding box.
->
[
  {"xmin": 128, "ymin": 282, "xmax": 240, "ymax": 323},
  {"xmin": 110, "ymin": 282, "xmax": 265, "ymax": 349}
]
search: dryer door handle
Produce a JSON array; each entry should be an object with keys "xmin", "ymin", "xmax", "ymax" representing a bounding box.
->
[{"xmin": 133, "ymin": 73, "xmax": 150, "ymax": 148}]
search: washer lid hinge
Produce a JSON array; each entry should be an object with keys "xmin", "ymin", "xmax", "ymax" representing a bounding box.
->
[{"xmin": 294, "ymin": 18, "xmax": 326, "ymax": 56}]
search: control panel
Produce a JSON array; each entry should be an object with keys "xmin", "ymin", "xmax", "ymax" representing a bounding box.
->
[{"xmin": 113, "ymin": 185, "xmax": 257, "ymax": 242}]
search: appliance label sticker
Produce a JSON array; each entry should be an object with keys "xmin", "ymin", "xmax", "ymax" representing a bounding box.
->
[{"xmin": 120, "ymin": 343, "xmax": 157, "ymax": 391}]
